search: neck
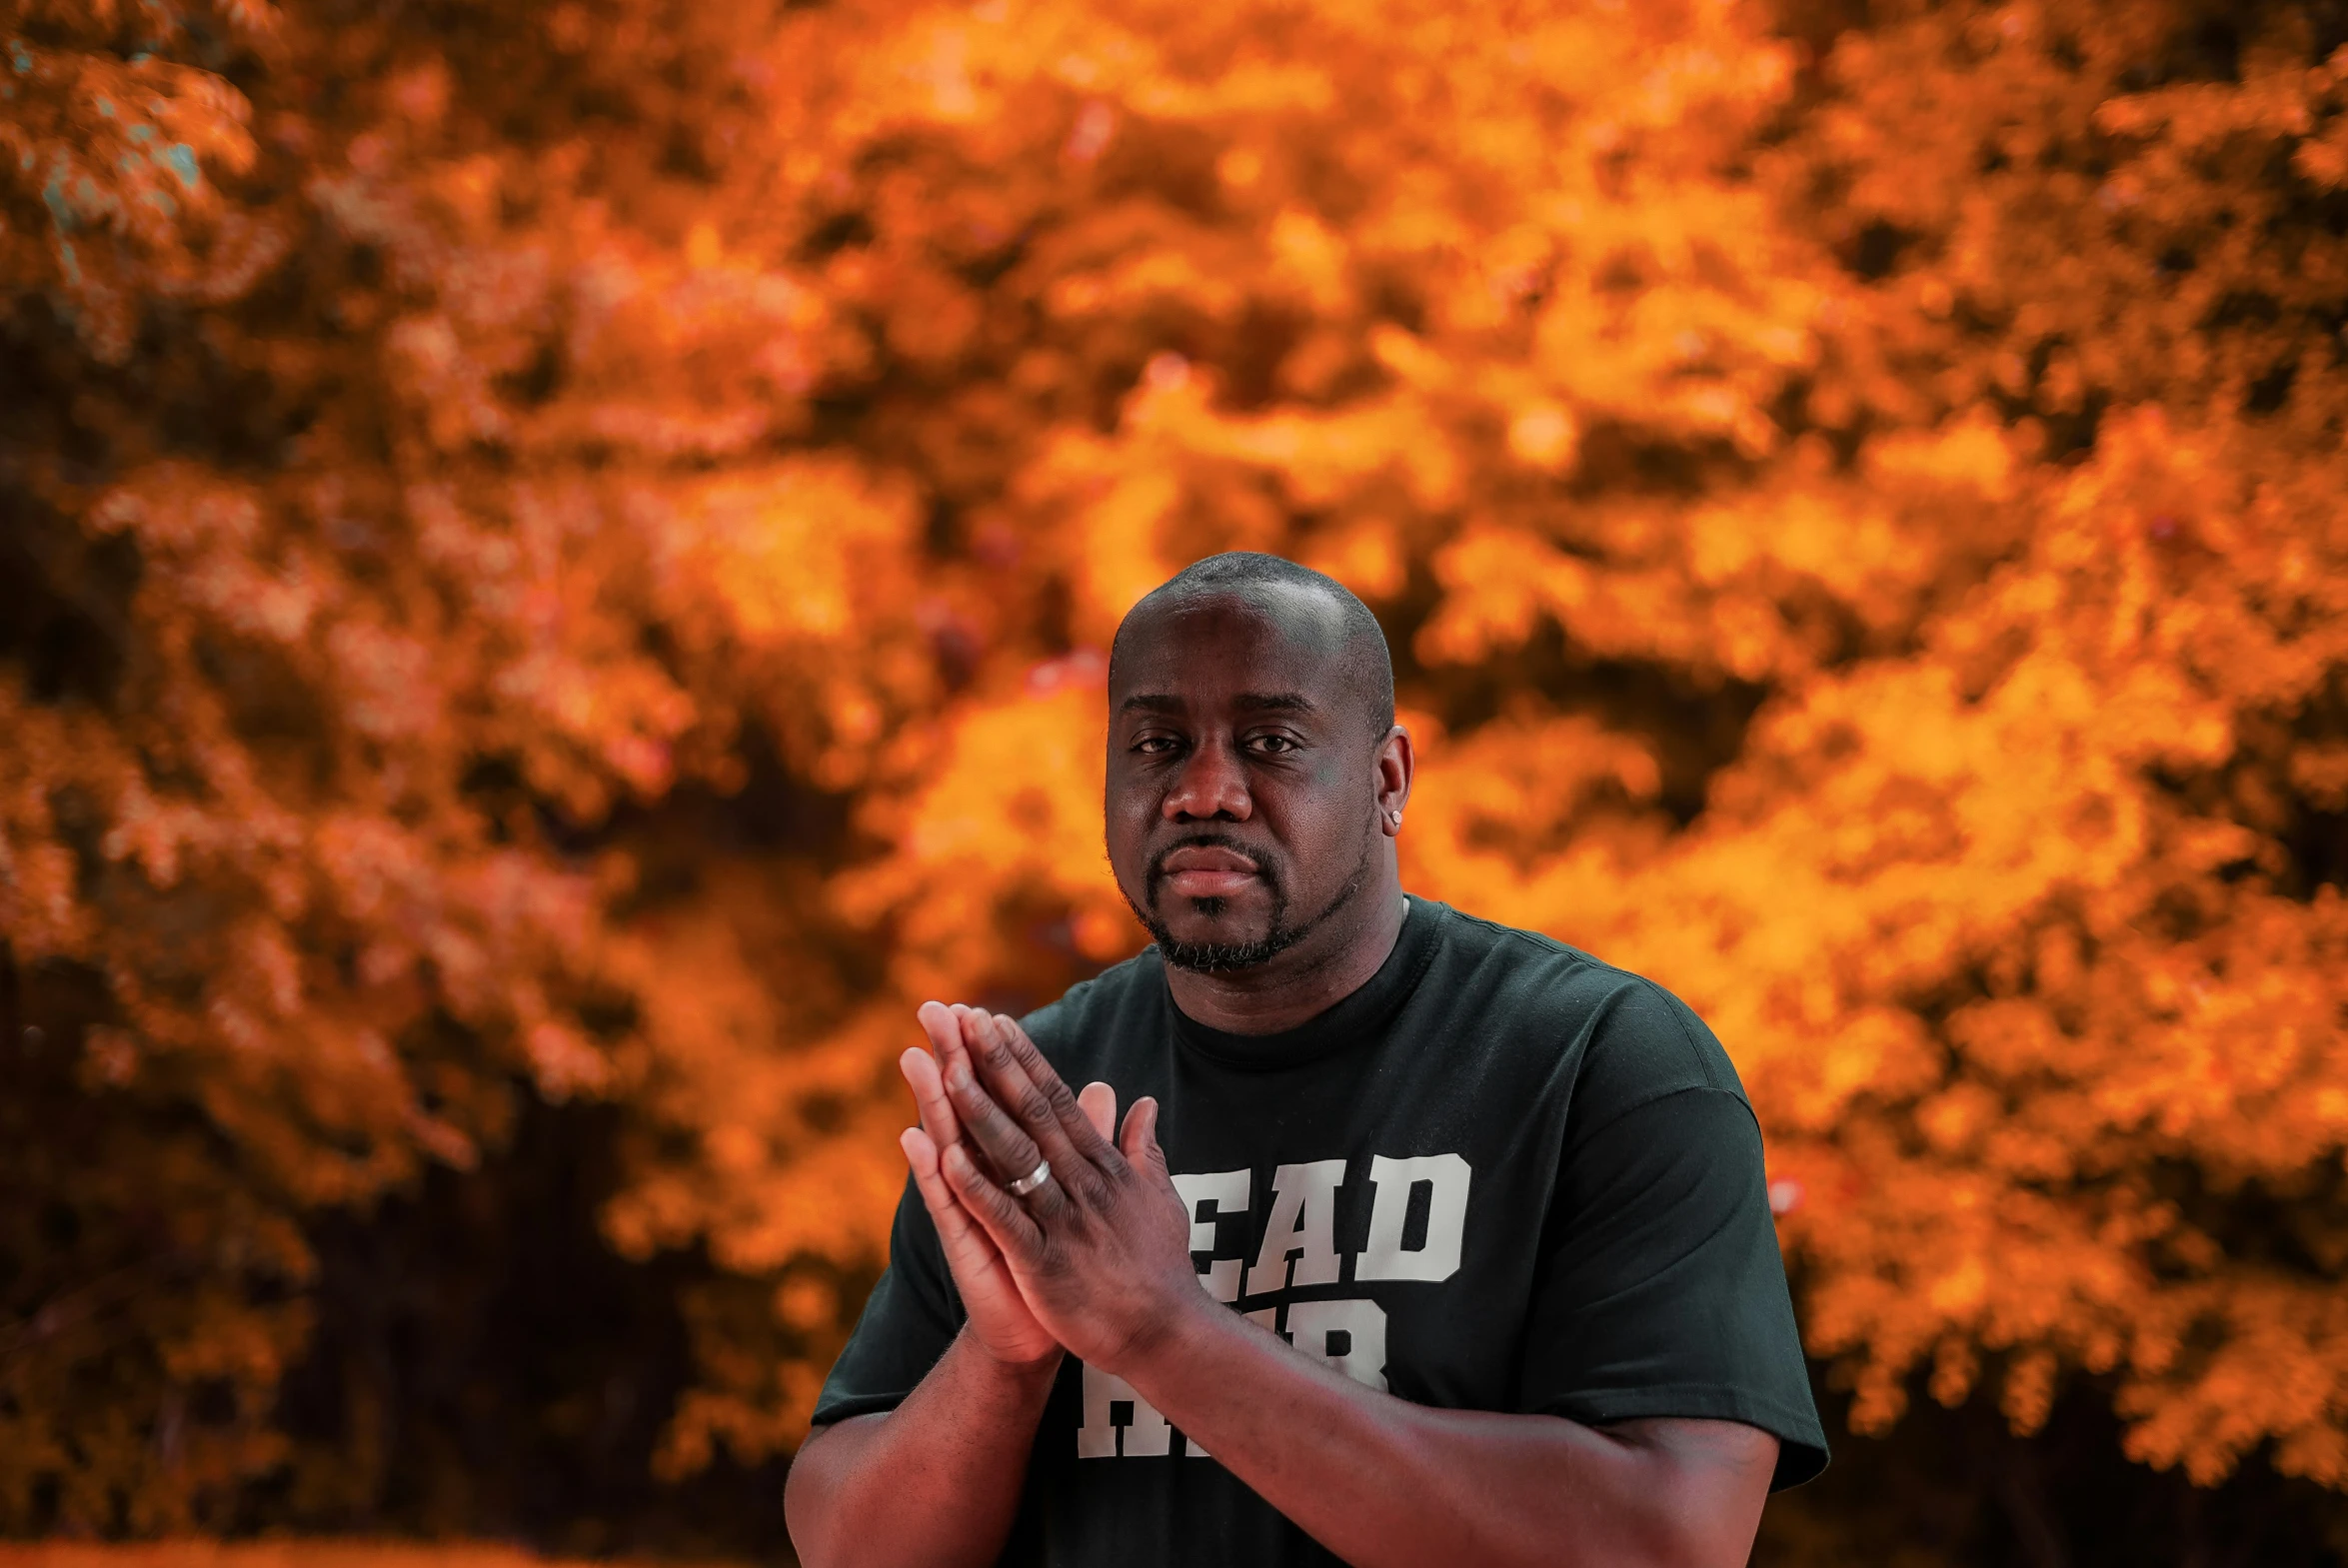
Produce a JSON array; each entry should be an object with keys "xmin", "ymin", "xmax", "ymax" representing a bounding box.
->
[{"xmin": 1163, "ymin": 878, "xmax": 1410, "ymax": 1034}]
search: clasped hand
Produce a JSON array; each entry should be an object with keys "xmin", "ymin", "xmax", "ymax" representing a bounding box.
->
[{"xmin": 899, "ymin": 1002, "xmax": 1206, "ymax": 1376}]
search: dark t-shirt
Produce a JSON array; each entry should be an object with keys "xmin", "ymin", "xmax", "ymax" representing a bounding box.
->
[{"xmin": 814, "ymin": 897, "xmax": 1827, "ymax": 1565}]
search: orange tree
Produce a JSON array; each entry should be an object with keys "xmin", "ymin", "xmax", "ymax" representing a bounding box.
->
[{"xmin": 4, "ymin": 0, "xmax": 2347, "ymax": 1558}]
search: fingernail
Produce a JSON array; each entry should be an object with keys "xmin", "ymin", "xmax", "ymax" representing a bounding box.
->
[{"xmin": 948, "ymin": 1063, "xmax": 972, "ymax": 1091}]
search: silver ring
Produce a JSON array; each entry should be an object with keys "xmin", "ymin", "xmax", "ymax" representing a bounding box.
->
[{"xmin": 1005, "ymin": 1158, "xmax": 1052, "ymax": 1197}]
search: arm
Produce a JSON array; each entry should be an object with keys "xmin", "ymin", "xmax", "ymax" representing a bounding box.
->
[
  {"xmin": 1122, "ymin": 1300, "xmax": 1775, "ymax": 1568},
  {"xmin": 785, "ymin": 1004, "xmax": 1120, "ymax": 1568},
  {"xmin": 931, "ymin": 1008, "xmax": 1778, "ymax": 1568},
  {"xmin": 785, "ymin": 1330, "xmax": 1058, "ymax": 1568}
]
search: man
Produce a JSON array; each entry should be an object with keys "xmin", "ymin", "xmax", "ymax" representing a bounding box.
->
[{"xmin": 784, "ymin": 553, "xmax": 1826, "ymax": 1567}]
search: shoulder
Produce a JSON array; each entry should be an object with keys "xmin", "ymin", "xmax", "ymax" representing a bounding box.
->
[
  {"xmin": 1018, "ymin": 946, "xmax": 1165, "ymax": 1064},
  {"xmin": 1426, "ymin": 902, "xmax": 1747, "ymax": 1113}
]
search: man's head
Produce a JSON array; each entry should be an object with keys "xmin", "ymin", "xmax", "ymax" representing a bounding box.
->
[{"xmin": 1105, "ymin": 553, "xmax": 1410, "ymax": 975}]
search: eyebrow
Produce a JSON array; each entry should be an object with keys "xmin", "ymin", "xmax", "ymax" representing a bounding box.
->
[
  {"xmin": 1235, "ymin": 692, "xmax": 1316, "ymax": 714},
  {"xmin": 1119, "ymin": 692, "xmax": 1318, "ymax": 715},
  {"xmin": 1120, "ymin": 694, "xmax": 1184, "ymax": 715}
]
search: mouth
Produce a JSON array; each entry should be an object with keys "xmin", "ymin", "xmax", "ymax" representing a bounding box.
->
[{"xmin": 1154, "ymin": 843, "xmax": 1265, "ymax": 901}]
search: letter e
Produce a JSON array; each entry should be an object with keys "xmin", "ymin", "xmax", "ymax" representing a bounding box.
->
[{"xmin": 1172, "ymin": 1168, "xmax": 1250, "ymax": 1302}]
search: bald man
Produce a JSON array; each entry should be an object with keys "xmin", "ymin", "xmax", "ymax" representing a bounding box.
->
[{"xmin": 785, "ymin": 554, "xmax": 1825, "ymax": 1568}]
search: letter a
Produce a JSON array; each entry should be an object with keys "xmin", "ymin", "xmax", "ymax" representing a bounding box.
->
[{"xmin": 1244, "ymin": 1158, "xmax": 1346, "ymax": 1297}]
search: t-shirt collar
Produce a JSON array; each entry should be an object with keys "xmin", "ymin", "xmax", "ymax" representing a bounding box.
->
[{"xmin": 1161, "ymin": 894, "xmax": 1446, "ymax": 1071}]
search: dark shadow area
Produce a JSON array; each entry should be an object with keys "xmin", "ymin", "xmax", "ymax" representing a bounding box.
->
[
  {"xmin": 261, "ymin": 1094, "xmax": 793, "ymax": 1561},
  {"xmin": 1759, "ymin": 1362, "xmax": 2348, "ymax": 1568}
]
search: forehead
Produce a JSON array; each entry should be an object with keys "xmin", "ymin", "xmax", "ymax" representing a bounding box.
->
[{"xmin": 1111, "ymin": 587, "xmax": 1350, "ymax": 711}]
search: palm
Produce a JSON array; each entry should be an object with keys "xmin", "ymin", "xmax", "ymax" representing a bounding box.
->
[
  {"xmin": 899, "ymin": 1003, "xmax": 1110, "ymax": 1368},
  {"xmin": 914, "ymin": 1128, "xmax": 1058, "ymax": 1365}
]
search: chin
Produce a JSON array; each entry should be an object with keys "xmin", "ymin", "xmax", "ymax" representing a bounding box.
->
[
  {"xmin": 1160, "ymin": 918, "xmax": 1266, "ymax": 951},
  {"xmin": 1156, "ymin": 928, "xmax": 1298, "ymax": 974},
  {"xmin": 1166, "ymin": 896, "xmax": 1270, "ymax": 940},
  {"xmin": 1144, "ymin": 899, "xmax": 1296, "ymax": 974}
]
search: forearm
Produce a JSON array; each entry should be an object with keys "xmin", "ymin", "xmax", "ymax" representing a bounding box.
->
[
  {"xmin": 1123, "ymin": 1305, "xmax": 1761, "ymax": 1568},
  {"xmin": 784, "ymin": 1327, "xmax": 1060, "ymax": 1568}
]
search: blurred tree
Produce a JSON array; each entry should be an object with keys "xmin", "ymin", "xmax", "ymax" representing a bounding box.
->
[
  {"xmin": 1, "ymin": 0, "xmax": 919, "ymax": 1533},
  {"xmin": 4, "ymin": 0, "xmax": 2348, "ymax": 1561}
]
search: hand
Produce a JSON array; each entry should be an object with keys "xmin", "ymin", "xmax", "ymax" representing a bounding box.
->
[
  {"xmin": 900, "ymin": 1002, "xmax": 1116, "ymax": 1370},
  {"xmin": 935, "ymin": 1008, "xmax": 1208, "ymax": 1375}
]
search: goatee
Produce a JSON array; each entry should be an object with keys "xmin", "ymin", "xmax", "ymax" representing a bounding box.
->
[{"xmin": 1131, "ymin": 839, "xmax": 1373, "ymax": 974}]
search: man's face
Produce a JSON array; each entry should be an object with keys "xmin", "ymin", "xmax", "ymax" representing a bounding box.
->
[{"xmin": 1105, "ymin": 590, "xmax": 1382, "ymax": 972}]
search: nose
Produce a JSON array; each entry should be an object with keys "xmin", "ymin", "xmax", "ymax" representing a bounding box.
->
[{"xmin": 1164, "ymin": 736, "xmax": 1252, "ymax": 822}]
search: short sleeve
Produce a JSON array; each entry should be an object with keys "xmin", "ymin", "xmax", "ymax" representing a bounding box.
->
[
  {"xmin": 1515, "ymin": 1085, "xmax": 1829, "ymax": 1490},
  {"xmin": 810, "ymin": 1174, "xmax": 964, "ymax": 1426}
]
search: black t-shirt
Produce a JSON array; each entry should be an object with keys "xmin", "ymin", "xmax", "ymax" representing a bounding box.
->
[{"xmin": 814, "ymin": 897, "xmax": 1828, "ymax": 1565}]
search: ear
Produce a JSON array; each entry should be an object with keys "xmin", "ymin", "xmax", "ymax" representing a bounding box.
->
[{"xmin": 1374, "ymin": 723, "xmax": 1414, "ymax": 836}]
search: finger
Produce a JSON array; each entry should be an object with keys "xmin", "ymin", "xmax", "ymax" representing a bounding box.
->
[
  {"xmin": 917, "ymin": 999, "xmax": 965, "ymax": 1074},
  {"xmin": 917, "ymin": 999, "xmax": 959, "ymax": 1049},
  {"xmin": 900, "ymin": 1045, "xmax": 963, "ymax": 1151},
  {"xmin": 931, "ymin": 1007, "xmax": 1040, "ymax": 1184},
  {"xmin": 903, "ymin": 1127, "xmax": 1003, "ymax": 1263},
  {"xmin": 902, "ymin": 1126, "xmax": 971, "ymax": 1231},
  {"xmin": 928, "ymin": 1001, "xmax": 987, "ymax": 1131},
  {"xmin": 1120, "ymin": 1095, "xmax": 1171, "ymax": 1181},
  {"xmin": 942, "ymin": 1005, "xmax": 997, "ymax": 1145},
  {"xmin": 1078, "ymin": 1081, "xmax": 1116, "ymax": 1142},
  {"xmin": 993, "ymin": 1013, "xmax": 1122, "ymax": 1164},
  {"xmin": 938, "ymin": 1006, "xmax": 1018, "ymax": 1181},
  {"xmin": 910, "ymin": 1007, "xmax": 966, "ymax": 1143},
  {"xmin": 942, "ymin": 1138, "xmax": 1047, "ymax": 1261},
  {"xmin": 943, "ymin": 1048, "xmax": 1068, "ymax": 1218},
  {"xmin": 966, "ymin": 1011, "xmax": 1093, "ymax": 1180}
]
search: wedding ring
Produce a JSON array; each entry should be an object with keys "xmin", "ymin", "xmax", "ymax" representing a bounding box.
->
[{"xmin": 1005, "ymin": 1158, "xmax": 1053, "ymax": 1197}]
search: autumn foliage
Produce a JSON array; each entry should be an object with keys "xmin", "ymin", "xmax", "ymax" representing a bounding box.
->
[
  {"xmin": 5, "ymin": 0, "xmax": 2348, "ymax": 1557},
  {"xmin": 0, "ymin": 1547, "xmax": 626, "ymax": 1568}
]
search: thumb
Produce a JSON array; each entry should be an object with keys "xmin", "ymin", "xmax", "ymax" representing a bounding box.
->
[
  {"xmin": 1119, "ymin": 1095, "xmax": 1169, "ymax": 1177},
  {"xmin": 1078, "ymin": 1080, "xmax": 1117, "ymax": 1142}
]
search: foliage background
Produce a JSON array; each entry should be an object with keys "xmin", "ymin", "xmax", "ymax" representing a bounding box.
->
[
  {"xmin": 0, "ymin": 1546, "xmax": 683, "ymax": 1568},
  {"xmin": 6, "ymin": 0, "xmax": 2348, "ymax": 1561}
]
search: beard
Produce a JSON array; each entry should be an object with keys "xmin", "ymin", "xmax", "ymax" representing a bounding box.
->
[{"xmin": 1127, "ymin": 830, "xmax": 1374, "ymax": 974}]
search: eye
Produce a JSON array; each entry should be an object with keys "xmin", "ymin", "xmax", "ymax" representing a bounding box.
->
[
  {"xmin": 1247, "ymin": 734, "xmax": 1299, "ymax": 755},
  {"xmin": 1133, "ymin": 735, "xmax": 1182, "ymax": 756}
]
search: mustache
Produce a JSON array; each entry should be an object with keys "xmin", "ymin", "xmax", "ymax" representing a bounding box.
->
[{"xmin": 1144, "ymin": 832, "xmax": 1281, "ymax": 897}]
